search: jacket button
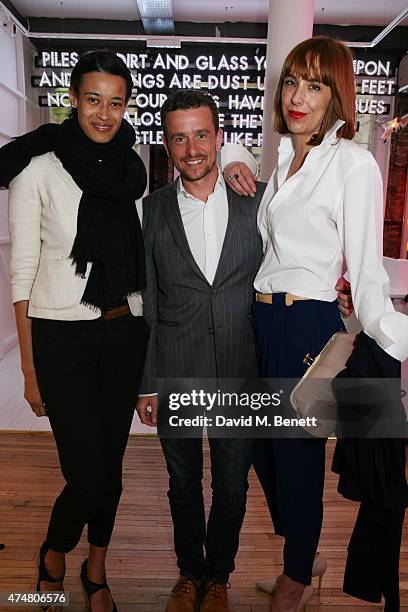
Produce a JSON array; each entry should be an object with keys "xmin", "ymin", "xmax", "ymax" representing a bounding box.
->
[{"xmin": 207, "ymin": 327, "xmax": 214, "ymax": 334}]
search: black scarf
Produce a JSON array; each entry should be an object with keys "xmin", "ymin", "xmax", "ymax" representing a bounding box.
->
[{"xmin": 0, "ymin": 117, "xmax": 147, "ymax": 310}]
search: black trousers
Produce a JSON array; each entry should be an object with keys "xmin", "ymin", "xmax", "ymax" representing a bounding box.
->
[
  {"xmin": 32, "ymin": 314, "xmax": 149, "ymax": 553},
  {"xmin": 251, "ymin": 296, "xmax": 345, "ymax": 584},
  {"xmin": 344, "ymin": 503, "xmax": 405, "ymax": 611},
  {"xmin": 160, "ymin": 436, "xmax": 253, "ymax": 583},
  {"xmin": 332, "ymin": 332, "xmax": 407, "ymax": 610}
]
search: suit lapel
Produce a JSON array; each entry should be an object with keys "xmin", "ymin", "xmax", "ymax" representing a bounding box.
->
[
  {"xmin": 212, "ymin": 186, "xmax": 238, "ymax": 287},
  {"xmin": 162, "ymin": 183, "xmax": 210, "ymax": 285}
]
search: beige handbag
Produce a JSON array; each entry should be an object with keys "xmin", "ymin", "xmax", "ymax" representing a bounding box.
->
[{"xmin": 290, "ymin": 332, "xmax": 357, "ymax": 437}]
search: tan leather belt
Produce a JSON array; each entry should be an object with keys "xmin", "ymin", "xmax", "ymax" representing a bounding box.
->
[
  {"xmin": 101, "ymin": 304, "xmax": 130, "ymax": 320},
  {"xmin": 255, "ymin": 292, "xmax": 311, "ymax": 307}
]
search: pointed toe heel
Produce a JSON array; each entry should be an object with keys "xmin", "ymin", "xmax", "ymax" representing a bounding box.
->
[
  {"xmin": 257, "ymin": 552, "xmax": 327, "ymax": 597},
  {"xmin": 312, "ymin": 552, "xmax": 327, "ymax": 594}
]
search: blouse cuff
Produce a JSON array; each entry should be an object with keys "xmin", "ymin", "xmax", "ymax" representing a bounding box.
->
[
  {"xmin": 138, "ymin": 392, "xmax": 158, "ymax": 397},
  {"xmin": 220, "ymin": 143, "xmax": 258, "ymax": 175},
  {"xmin": 366, "ymin": 311, "xmax": 408, "ymax": 362}
]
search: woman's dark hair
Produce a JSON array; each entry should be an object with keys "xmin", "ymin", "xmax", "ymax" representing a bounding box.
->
[
  {"xmin": 160, "ymin": 90, "xmax": 219, "ymax": 136},
  {"xmin": 70, "ymin": 50, "xmax": 133, "ymax": 102},
  {"xmin": 274, "ymin": 36, "xmax": 356, "ymax": 145}
]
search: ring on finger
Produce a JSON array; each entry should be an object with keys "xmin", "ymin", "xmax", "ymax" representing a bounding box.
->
[{"xmin": 226, "ymin": 174, "xmax": 235, "ymax": 182}]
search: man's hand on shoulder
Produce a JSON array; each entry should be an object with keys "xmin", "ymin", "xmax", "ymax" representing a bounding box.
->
[
  {"xmin": 136, "ymin": 394, "xmax": 158, "ymax": 427},
  {"xmin": 223, "ymin": 162, "xmax": 258, "ymax": 197}
]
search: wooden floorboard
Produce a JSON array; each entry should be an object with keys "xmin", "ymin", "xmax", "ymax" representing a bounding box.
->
[{"xmin": 0, "ymin": 433, "xmax": 406, "ymax": 611}]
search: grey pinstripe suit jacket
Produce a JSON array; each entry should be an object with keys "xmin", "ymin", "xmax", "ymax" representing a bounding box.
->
[{"xmin": 139, "ymin": 179, "xmax": 266, "ymax": 393}]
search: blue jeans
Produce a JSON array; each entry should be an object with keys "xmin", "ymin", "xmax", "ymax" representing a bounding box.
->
[{"xmin": 160, "ymin": 436, "xmax": 253, "ymax": 582}]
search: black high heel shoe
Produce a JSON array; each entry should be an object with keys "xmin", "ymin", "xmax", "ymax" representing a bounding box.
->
[
  {"xmin": 80, "ymin": 559, "xmax": 117, "ymax": 612},
  {"xmin": 36, "ymin": 542, "xmax": 65, "ymax": 611}
]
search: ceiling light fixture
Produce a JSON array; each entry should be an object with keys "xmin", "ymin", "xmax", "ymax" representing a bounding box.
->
[
  {"xmin": 0, "ymin": 9, "xmax": 16, "ymax": 37},
  {"xmin": 0, "ymin": 1, "xmax": 28, "ymax": 36},
  {"xmin": 28, "ymin": 32, "xmax": 264, "ymax": 43},
  {"xmin": 136, "ymin": 0, "xmax": 174, "ymax": 35},
  {"xmin": 146, "ymin": 37, "xmax": 181, "ymax": 48}
]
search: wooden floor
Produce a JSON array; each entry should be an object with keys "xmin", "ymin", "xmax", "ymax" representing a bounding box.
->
[{"xmin": 0, "ymin": 433, "xmax": 406, "ymax": 611}]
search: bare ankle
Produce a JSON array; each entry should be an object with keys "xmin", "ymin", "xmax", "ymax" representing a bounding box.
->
[
  {"xmin": 86, "ymin": 561, "xmax": 107, "ymax": 584},
  {"xmin": 44, "ymin": 549, "xmax": 65, "ymax": 578}
]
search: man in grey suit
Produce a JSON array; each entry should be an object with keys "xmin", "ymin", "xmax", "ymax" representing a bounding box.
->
[{"xmin": 136, "ymin": 90, "xmax": 266, "ymax": 612}]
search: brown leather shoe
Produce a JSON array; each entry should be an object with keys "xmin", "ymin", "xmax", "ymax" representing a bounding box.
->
[
  {"xmin": 199, "ymin": 581, "xmax": 230, "ymax": 611},
  {"xmin": 166, "ymin": 576, "xmax": 202, "ymax": 612}
]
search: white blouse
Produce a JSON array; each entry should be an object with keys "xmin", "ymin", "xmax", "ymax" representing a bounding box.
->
[{"xmin": 223, "ymin": 120, "xmax": 408, "ymax": 362}]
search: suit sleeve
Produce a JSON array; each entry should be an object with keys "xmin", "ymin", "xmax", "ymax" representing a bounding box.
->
[{"xmin": 139, "ymin": 196, "xmax": 159, "ymax": 394}]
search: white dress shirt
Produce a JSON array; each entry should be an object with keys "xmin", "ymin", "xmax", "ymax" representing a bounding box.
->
[
  {"xmin": 253, "ymin": 119, "xmax": 408, "ymax": 362},
  {"xmin": 177, "ymin": 169, "xmax": 228, "ymax": 285}
]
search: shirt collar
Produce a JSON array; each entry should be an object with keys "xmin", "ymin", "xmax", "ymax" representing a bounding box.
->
[
  {"xmin": 279, "ymin": 118, "xmax": 346, "ymax": 155},
  {"xmin": 323, "ymin": 118, "xmax": 345, "ymax": 143},
  {"xmin": 177, "ymin": 167, "xmax": 226, "ymax": 200}
]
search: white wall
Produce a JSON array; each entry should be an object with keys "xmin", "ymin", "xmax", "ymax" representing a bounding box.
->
[{"xmin": 0, "ymin": 27, "xmax": 41, "ymax": 360}]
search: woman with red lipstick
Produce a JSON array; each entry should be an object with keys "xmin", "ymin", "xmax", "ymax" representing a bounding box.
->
[
  {"xmin": 1, "ymin": 51, "xmax": 149, "ymax": 612},
  {"xmin": 224, "ymin": 36, "xmax": 408, "ymax": 612}
]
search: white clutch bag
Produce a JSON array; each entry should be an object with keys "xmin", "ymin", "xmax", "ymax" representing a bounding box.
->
[{"xmin": 290, "ymin": 332, "xmax": 357, "ymax": 437}]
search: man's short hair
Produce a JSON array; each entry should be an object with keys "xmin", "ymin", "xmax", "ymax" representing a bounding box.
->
[{"xmin": 161, "ymin": 90, "xmax": 219, "ymax": 136}]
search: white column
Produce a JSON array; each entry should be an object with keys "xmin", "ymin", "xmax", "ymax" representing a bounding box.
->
[{"xmin": 260, "ymin": 0, "xmax": 315, "ymax": 180}]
